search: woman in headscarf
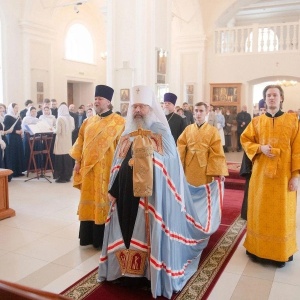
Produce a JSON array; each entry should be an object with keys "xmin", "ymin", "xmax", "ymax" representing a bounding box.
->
[
  {"xmin": 39, "ymin": 106, "xmax": 56, "ymax": 129},
  {"xmin": 39, "ymin": 105, "xmax": 57, "ymax": 167},
  {"xmin": 85, "ymin": 107, "xmax": 96, "ymax": 119},
  {"xmin": 0, "ymin": 104, "xmax": 12, "ymax": 180},
  {"xmin": 4, "ymin": 103, "xmax": 25, "ymax": 177},
  {"xmin": 53, "ymin": 104, "xmax": 75, "ymax": 183},
  {"xmin": 22, "ymin": 106, "xmax": 41, "ymax": 171}
]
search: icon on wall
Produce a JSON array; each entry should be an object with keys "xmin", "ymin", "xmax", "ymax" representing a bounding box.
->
[
  {"xmin": 120, "ymin": 89, "xmax": 130, "ymax": 101},
  {"xmin": 120, "ymin": 103, "xmax": 129, "ymax": 117}
]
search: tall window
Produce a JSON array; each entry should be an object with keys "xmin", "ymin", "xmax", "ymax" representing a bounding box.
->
[
  {"xmin": 0, "ymin": 20, "xmax": 3, "ymax": 102},
  {"xmin": 246, "ymin": 27, "xmax": 279, "ymax": 52},
  {"xmin": 65, "ymin": 23, "xmax": 94, "ymax": 64}
]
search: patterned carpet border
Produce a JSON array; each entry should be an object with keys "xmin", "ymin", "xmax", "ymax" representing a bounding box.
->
[
  {"xmin": 62, "ymin": 216, "xmax": 246, "ymax": 300},
  {"xmin": 61, "ymin": 268, "xmax": 99, "ymax": 300},
  {"xmin": 174, "ymin": 216, "xmax": 246, "ymax": 300}
]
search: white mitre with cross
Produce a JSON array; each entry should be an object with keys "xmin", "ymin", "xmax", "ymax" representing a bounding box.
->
[
  {"xmin": 130, "ymin": 85, "xmax": 153, "ymax": 106},
  {"xmin": 124, "ymin": 85, "xmax": 170, "ymax": 131}
]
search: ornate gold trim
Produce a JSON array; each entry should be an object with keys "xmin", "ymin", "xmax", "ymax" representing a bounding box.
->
[{"xmin": 116, "ymin": 249, "xmax": 147, "ymax": 276}]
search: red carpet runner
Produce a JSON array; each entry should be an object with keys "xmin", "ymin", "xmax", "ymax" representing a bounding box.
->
[
  {"xmin": 62, "ymin": 164, "xmax": 246, "ymax": 300},
  {"xmin": 224, "ymin": 161, "xmax": 245, "ymax": 190}
]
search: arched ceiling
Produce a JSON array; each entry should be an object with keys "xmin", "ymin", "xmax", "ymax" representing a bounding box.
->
[
  {"xmin": 216, "ymin": 0, "xmax": 300, "ymax": 27},
  {"xmin": 35, "ymin": 0, "xmax": 300, "ymax": 29}
]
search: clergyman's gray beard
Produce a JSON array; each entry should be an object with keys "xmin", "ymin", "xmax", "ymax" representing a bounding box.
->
[{"xmin": 164, "ymin": 108, "xmax": 170, "ymax": 115}]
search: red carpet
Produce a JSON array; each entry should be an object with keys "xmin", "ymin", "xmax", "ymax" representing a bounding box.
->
[
  {"xmin": 61, "ymin": 184, "xmax": 246, "ymax": 300},
  {"xmin": 176, "ymin": 188, "xmax": 245, "ymax": 300},
  {"xmin": 225, "ymin": 161, "xmax": 245, "ymax": 190}
]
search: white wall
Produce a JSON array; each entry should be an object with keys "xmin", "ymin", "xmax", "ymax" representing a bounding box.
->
[
  {"xmin": 0, "ymin": 0, "xmax": 24, "ymax": 105},
  {"xmin": 0, "ymin": 0, "xmax": 107, "ymax": 108},
  {"xmin": 170, "ymin": 0, "xmax": 205, "ymax": 105}
]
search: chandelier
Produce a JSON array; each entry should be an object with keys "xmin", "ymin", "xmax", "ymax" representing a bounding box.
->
[{"xmin": 276, "ymin": 80, "xmax": 298, "ymax": 87}]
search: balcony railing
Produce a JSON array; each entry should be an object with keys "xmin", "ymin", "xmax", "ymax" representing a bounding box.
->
[{"xmin": 214, "ymin": 21, "xmax": 300, "ymax": 54}]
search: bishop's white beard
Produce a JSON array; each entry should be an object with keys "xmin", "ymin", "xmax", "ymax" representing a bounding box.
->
[{"xmin": 125, "ymin": 111, "xmax": 155, "ymax": 133}]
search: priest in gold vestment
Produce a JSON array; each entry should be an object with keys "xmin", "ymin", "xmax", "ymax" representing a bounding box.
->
[
  {"xmin": 177, "ymin": 102, "xmax": 228, "ymax": 186},
  {"xmin": 241, "ymin": 84, "xmax": 300, "ymax": 267},
  {"xmin": 70, "ymin": 85, "xmax": 125, "ymax": 248}
]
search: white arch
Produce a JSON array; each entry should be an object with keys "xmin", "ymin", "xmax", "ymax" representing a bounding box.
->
[{"xmin": 65, "ymin": 23, "xmax": 94, "ymax": 64}]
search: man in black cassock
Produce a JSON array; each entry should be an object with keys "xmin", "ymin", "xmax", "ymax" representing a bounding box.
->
[
  {"xmin": 236, "ymin": 105, "xmax": 251, "ymax": 151},
  {"xmin": 163, "ymin": 92, "xmax": 187, "ymax": 144}
]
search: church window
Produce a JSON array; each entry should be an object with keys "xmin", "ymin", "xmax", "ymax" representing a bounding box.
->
[{"xmin": 65, "ymin": 23, "xmax": 94, "ymax": 63}]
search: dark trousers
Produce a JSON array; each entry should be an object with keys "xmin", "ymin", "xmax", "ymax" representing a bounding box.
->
[
  {"xmin": 237, "ymin": 132, "xmax": 243, "ymax": 151},
  {"xmin": 79, "ymin": 221, "xmax": 105, "ymax": 249},
  {"xmin": 53, "ymin": 154, "xmax": 73, "ymax": 181}
]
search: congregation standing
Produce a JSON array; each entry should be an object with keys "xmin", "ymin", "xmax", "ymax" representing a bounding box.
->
[{"xmin": 0, "ymin": 99, "xmax": 97, "ymax": 182}]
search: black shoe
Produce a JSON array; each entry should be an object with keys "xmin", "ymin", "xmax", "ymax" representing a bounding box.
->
[
  {"xmin": 275, "ymin": 261, "xmax": 286, "ymax": 268},
  {"xmin": 55, "ymin": 179, "xmax": 67, "ymax": 183},
  {"xmin": 246, "ymin": 250, "xmax": 266, "ymax": 264},
  {"xmin": 246, "ymin": 250, "xmax": 257, "ymax": 261}
]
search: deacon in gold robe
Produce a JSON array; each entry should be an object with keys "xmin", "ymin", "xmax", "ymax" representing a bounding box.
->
[
  {"xmin": 241, "ymin": 84, "xmax": 300, "ymax": 267},
  {"xmin": 70, "ymin": 85, "xmax": 125, "ymax": 249},
  {"xmin": 177, "ymin": 102, "xmax": 228, "ymax": 186}
]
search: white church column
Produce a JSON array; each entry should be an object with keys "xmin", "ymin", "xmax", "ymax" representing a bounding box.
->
[
  {"xmin": 107, "ymin": 0, "xmax": 172, "ymax": 111},
  {"xmin": 19, "ymin": 20, "xmax": 55, "ymax": 104},
  {"xmin": 171, "ymin": 35, "xmax": 206, "ymax": 106},
  {"xmin": 170, "ymin": 0, "xmax": 206, "ymax": 106}
]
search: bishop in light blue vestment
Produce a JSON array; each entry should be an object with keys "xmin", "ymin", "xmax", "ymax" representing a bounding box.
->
[{"xmin": 98, "ymin": 85, "xmax": 224, "ymax": 299}]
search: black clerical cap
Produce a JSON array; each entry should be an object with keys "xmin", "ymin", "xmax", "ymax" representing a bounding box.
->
[
  {"xmin": 164, "ymin": 93, "xmax": 177, "ymax": 105},
  {"xmin": 258, "ymin": 99, "xmax": 265, "ymax": 109},
  {"xmin": 95, "ymin": 85, "xmax": 114, "ymax": 101}
]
